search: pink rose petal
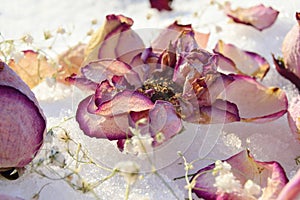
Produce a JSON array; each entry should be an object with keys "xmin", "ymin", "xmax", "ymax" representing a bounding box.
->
[
  {"xmin": 214, "ymin": 40, "xmax": 270, "ymax": 80},
  {"xmin": 277, "ymin": 168, "xmax": 300, "ymax": 200},
  {"xmin": 149, "ymin": 0, "xmax": 173, "ymax": 11},
  {"xmin": 191, "ymin": 150, "xmax": 288, "ymax": 199},
  {"xmin": 0, "ymin": 62, "xmax": 46, "ymax": 169},
  {"xmin": 218, "ymin": 74, "xmax": 288, "ymax": 122},
  {"xmin": 287, "ymin": 96, "xmax": 300, "ymax": 141},
  {"xmin": 225, "ymin": 3, "xmax": 279, "ymax": 31}
]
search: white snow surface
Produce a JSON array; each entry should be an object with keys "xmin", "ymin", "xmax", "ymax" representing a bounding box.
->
[{"xmin": 1, "ymin": 0, "xmax": 300, "ymax": 199}]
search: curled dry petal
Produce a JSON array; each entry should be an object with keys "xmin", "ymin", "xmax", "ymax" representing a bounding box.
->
[
  {"xmin": 214, "ymin": 40, "xmax": 270, "ymax": 80},
  {"xmin": 8, "ymin": 50, "xmax": 56, "ymax": 88},
  {"xmin": 0, "ymin": 61, "xmax": 46, "ymax": 170},
  {"xmin": 191, "ymin": 150, "xmax": 288, "ymax": 199},
  {"xmin": 217, "ymin": 74, "xmax": 288, "ymax": 122},
  {"xmin": 149, "ymin": 0, "xmax": 173, "ymax": 11},
  {"xmin": 277, "ymin": 168, "xmax": 300, "ymax": 200},
  {"xmin": 84, "ymin": 14, "xmax": 144, "ymax": 65},
  {"xmin": 224, "ymin": 3, "xmax": 279, "ymax": 31},
  {"xmin": 287, "ymin": 96, "xmax": 300, "ymax": 141},
  {"xmin": 275, "ymin": 13, "xmax": 300, "ymax": 91}
]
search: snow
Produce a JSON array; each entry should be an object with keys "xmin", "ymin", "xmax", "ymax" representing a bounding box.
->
[{"xmin": 1, "ymin": 0, "xmax": 300, "ymax": 199}]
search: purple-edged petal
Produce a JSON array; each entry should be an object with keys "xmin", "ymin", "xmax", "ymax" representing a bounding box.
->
[
  {"xmin": 273, "ymin": 55, "xmax": 300, "ymax": 91},
  {"xmin": 81, "ymin": 59, "xmax": 141, "ymax": 87},
  {"xmin": 149, "ymin": 0, "xmax": 172, "ymax": 11},
  {"xmin": 287, "ymin": 96, "xmax": 300, "ymax": 141},
  {"xmin": 148, "ymin": 100, "xmax": 182, "ymax": 145},
  {"xmin": 85, "ymin": 14, "xmax": 144, "ymax": 65},
  {"xmin": 277, "ymin": 168, "xmax": 300, "ymax": 200},
  {"xmin": 76, "ymin": 95, "xmax": 131, "ymax": 140},
  {"xmin": 218, "ymin": 74, "xmax": 288, "ymax": 122},
  {"xmin": 191, "ymin": 150, "xmax": 288, "ymax": 199},
  {"xmin": 214, "ymin": 40, "xmax": 270, "ymax": 80},
  {"xmin": 0, "ymin": 61, "xmax": 46, "ymax": 169},
  {"xmin": 224, "ymin": 3, "xmax": 279, "ymax": 31},
  {"xmin": 95, "ymin": 90, "xmax": 154, "ymax": 117}
]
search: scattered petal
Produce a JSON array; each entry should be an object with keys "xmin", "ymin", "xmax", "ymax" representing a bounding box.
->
[
  {"xmin": 214, "ymin": 40, "xmax": 270, "ymax": 80},
  {"xmin": 8, "ymin": 50, "xmax": 56, "ymax": 88},
  {"xmin": 224, "ymin": 3, "xmax": 279, "ymax": 31},
  {"xmin": 277, "ymin": 168, "xmax": 300, "ymax": 200},
  {"xmin": 149, "ymin": 0, "xmax": 173, "ymax": 11}
]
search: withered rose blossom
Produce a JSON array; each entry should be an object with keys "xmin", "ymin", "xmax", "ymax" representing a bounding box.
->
[{"xmin": 69, "ymin": 14, "xmax": 287, "ymax": 150}]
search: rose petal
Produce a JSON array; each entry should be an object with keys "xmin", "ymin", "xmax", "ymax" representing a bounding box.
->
[
  {"xmin": 57, "ymin": 43, "xmax": 86, "ymax": 84},
  {"xmin": 76, "ymin": 95, "xmax": 131, "ymax": 140},
  {"xmin": 149, "ymin": 100, "xmax": 182, "ymax": 145},
  {"xmin": 95, "ymin": 90, "xmax": 154, "ymax": 116},
  {"xmin": 84, "ymin": 14, "xmax": 144, "ymax": 65},
  {"xmin": 287, "ymin": 96, "xmax": 300, "ymax": 141},
  {"xmin": 81, "ymin": 59, "xmax": 141, "ymax": 87},
  {"xmin": 273, "ymin": 55, "xmax": 300, "ymax": 91},
  {"xmin": 217, "ymin": 74, "xmax": 288, "ymax": 122},
  {"xmin": 0, "ymin": 62, "xmax": 46, "ymax": 169},
  {"xmin": 224, "ymin": 3, "xmax": 279, "ymax": 31},
  {"xmin": 277, "ymin": 168, "xmax": 300, "ymax": 200},
  {"xmin": 149, "ymin": 0, "xmax": 172, "ymax": 11},
  {"xmin": 191, "ymin": 150, "xmax": 288, "ymax": 199},
  {"xmin": 214, "ymin": 40, "xmax": 270, "ymax": 80},
  {"xmin": 8, "ymin": 50, "xmax": 56, "ymax": 88}
]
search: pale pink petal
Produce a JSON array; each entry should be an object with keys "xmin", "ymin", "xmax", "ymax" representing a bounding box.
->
[
  {"xmin": 225, "ymin": 3, "xmax": 279, "ymax": 31},
  {"xmin": 149, "ymin": 100, "xmax": 182, "ymax": 145},
  {"xmin": 191, "ymin": 150, "xmax": 288, "ymax": 199},
  {"xmin": 218, "ymin": 75, "xmax": 288, "ymax": 122},
  {"xmin": 95, "ymin": 90, "xmax": 154, "ymax": 116},
  {"xmin": 277, "ymin": 168, "xmax": 300, "ymax": 200},
  {"xmin": 214, "ymin": 40, "xmax": 270, "ymax": 80},
  {"xmin": 76, "ymin": 95, "xmax": 131, "ymax": 140},
  {"xmin": 85, "ymin": 14, "xmax": 145, "ymax": 65},
  {"xmin": 287, "ymin": 96, "xmax": 300, "ymax": 141}
]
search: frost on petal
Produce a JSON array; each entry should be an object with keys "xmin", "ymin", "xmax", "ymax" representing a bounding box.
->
[
  {"xmin": 149, "ymin": 0, "xmax": 173, "ymax": 11},
  {"xmin": 224, "ymin": 3, "xmax": 279, "ymax": 31},
  {"xmin": 76, "ymin": 95, "xmax": 131, "ymax": 140},
  {"xmin": 214, "ymin": 40, "xmax": 270, "ymax": 80},
  {"xmin": 217, "ymin": 74, "xmax": 288, "ymax": 122},
  {"xmin": 277, "ymin": 168, "xmax": 300, "ymax": 200},
  {"xmin": 191, "ymin": 150, "xmax": 288, "ymax": 199},
  {"xmin": 84, "ymin": 14, "xmax": 145, "ymax": 65},
  {"xmin": 287, "ymin": 96, "xmax": 300, "ymax": 141},
  {"xmin": 8, "ymin": 50, "xmax": 56, "ymax": 88},
  {"xmin": 0, "ymin": 62, "xmax": 46, "ymax": 169}
]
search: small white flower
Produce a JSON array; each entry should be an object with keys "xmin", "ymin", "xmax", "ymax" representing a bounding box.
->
[
  {"xmin": 21, "ymin": 33, "xmax": 34, "ymax": 44},
  {"xmin": 213, "ymin": 160, "xmax": 232, "ymax": 175},
  {"xmin": 132, "ymin": 134, "xmax": 153, "ymax": 157},
  {"xmin": 11, "ymin": 51, "xmax": 24, "ymax": 63},
  {"xmin": 214, "ymin": 172, "xmax": 242, "ymax": 194},
  {"xmin": 244, "ymin": 179, "xmax": 261, "ymax": 196},
  {"xmin": 115, "ymin": 161, "xmax": 140, "ymax": 185}
]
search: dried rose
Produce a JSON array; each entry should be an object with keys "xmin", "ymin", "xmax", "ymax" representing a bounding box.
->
[
  {"xmin": 224, "ymin": 3, "xmax": 279, "ymax": 31},
  {"xmin": 149, "ymin": 0, "xmax": 173, "ymax": 11},
  {"xmin": 0, "ymin": 61, "xmax": 46, "ymax": 177},
  {"xmin": 287, "ymin": 96, "xmax": 300, "ymax": 141},
  {"xmin": 277, "ymin": 168, "xmax": 300, "ymax": 200}
]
